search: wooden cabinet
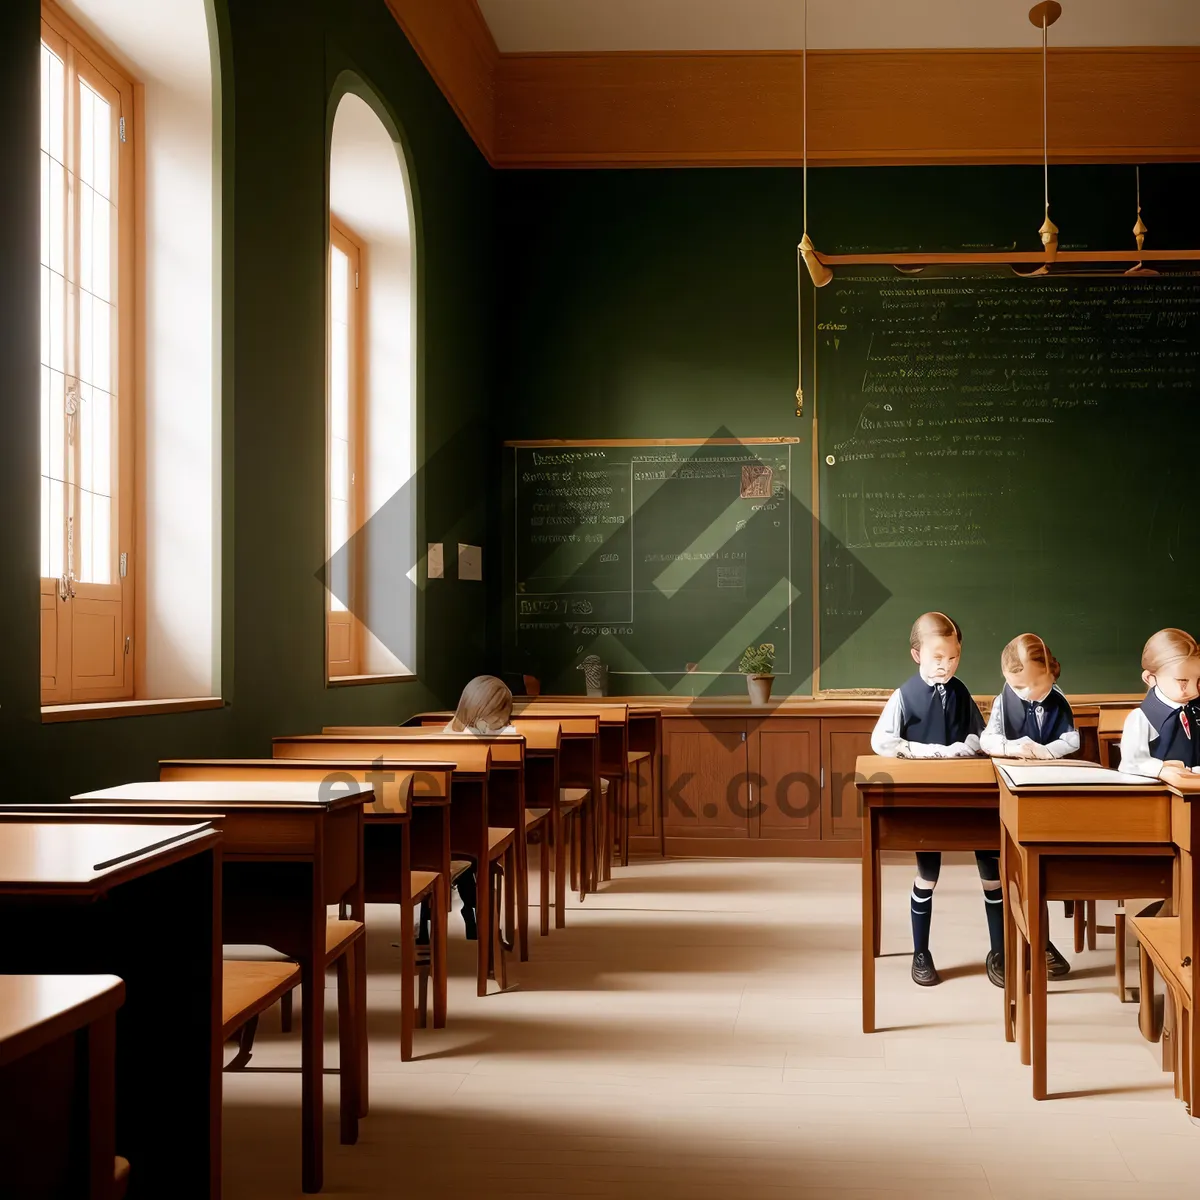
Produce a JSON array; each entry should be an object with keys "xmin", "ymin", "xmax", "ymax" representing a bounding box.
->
[
  {"xmin": 752, "ymin": 719, "xmax": 820, "ymax": 841},
  {"xmin": 821, "ymin": 718, "xmax": 877, "ymax": 843},
  {"xmin": 661, "ymin": 718, "xmax": 750, "ymax": 840}
]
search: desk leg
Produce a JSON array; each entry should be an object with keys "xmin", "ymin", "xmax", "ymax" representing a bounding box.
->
[
  {"xmin": 553, "ymin": 789, "xmax": 567, "ymax": 930},
  {"xmin": 1017, "ymin": 927, "xmax": 1031, "ymax": 1066},
  {"xmin": 862, "ymin": 804, "xmax": 877, "ymax": 1034},
  {"xmin": 86, "ymin": 1009, "xmax": 118, "ymax": 1200},
  {"xmin": 1028, "ymin": 851, "xmax": 1048, "ymax": 1100},
  {"xmin": 1001, "ymin": 827, "xmax": 1015, "ymax": 1043},
  {"xmin": 301, "ymin": 945, "xmax": 325, "ymax": 1191},
  {"xmin": 516, "ymin": 819, "xmax": 530, "ymax": 962},
  {"xmin": 399, "ymin": 832, "xmax": 415, "ymax": 1063}
]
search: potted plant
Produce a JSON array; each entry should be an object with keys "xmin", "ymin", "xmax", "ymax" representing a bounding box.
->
[{"xmin": 739, "ymin": 643, "xmax": 776, "ymax": 706}]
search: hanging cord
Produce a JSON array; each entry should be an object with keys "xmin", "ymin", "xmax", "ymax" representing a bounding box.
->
[
  {"xmin": 795, "ymin": 0, "xmax": 808, "ymax": 417},
  {"xmin": 1042, "ymin": 13, "xmax": 1049, "ymax": 222}
]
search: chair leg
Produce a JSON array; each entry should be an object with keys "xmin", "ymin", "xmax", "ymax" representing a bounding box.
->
[
  {"xmin": 505, "ymin": 844, "xmax": 518, "ymax": 954},
  {"xmin": 1073, "ymin": 902, "xmax": 1085, "ymax": 954},
  {"xmin": 1016, "ymin": 930, "xmax": 1031, "ymax": 1067},
  {"xmin": 538, "ymin": 828, "xmax": 551, "ymax": 936},
  {"xmin": 432, "ymin": 876, "xmax": 448, "ymax": 1028},
  {"xmin": 416, "ymin": 948, "xmax": 430, "ymax": 1030},
  {"xmin": 280, "ymin": 988, "xmax": 294, "ymax": 1034},
  {"xmin": 1137, "ymin": 944, "xmax": 1165, "ymax": 1042},
  {"xmin": 1114, "ymin": 904, "xmax": 1128, "ymax": 1000},
  {"xmin": 1063, "ymin": 901, "xmax": 1075, "ymax": 918},
  {"xmin": 399, "ymin": 894, "xmax": 415, "ymax": 1063},
  {"xmin": 1164, "ymin": 989, "xmax": 1178, "ymax": 1081},
  {"xmin": 489, "ymin": 863, "xmax": 508, "ymax": 990},
  {"xmin": 336, "ymin": 947, "xmax": 359, "ymax": 1145},
  {"xmin": 1085, "ymin": 899, "xmax": 1098, "ymax": 951},
  {"xmin": 569, "ymin": 811, "xmax": 579, "ymax": 891}
]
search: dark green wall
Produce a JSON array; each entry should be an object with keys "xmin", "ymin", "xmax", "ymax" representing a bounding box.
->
[
  {"xmin": 494, "ymin": 164, "xmax": 1200, "ymax": 693},
  {"xmin": 0, "ymin": 0, "xmax": 496, "ymax": 798}
]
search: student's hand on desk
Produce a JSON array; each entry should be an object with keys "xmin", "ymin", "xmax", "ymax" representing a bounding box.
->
[
  {"xmin": 1024, "ymin": 743, "xmax": 1054, "ymax": 761},
  {"xmin": 1160, "ymin": 764, "xmax": 1193, "ymax": 786}
]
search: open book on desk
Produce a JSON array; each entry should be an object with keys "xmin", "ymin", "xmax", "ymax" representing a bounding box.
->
[{"xmin": 995, "ymin": 760, "xmax": 1155, "ymax": 789}]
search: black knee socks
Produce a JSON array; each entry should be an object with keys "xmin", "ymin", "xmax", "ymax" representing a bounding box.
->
[
  {"xmin": 983, "ymin": 888, "xmax": 1004, "ymax": 955},
  {"xmin": 911, "ymin": 884, "xmax": 934, "ymax": 954}
]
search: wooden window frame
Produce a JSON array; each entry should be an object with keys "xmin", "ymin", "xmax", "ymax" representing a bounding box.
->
[
  {"xmin": 39, "ymin": 0, "xmax": 137, "ymax": 706},
  {"xmin": 326, "ymin": 218, "xmax": 366, "ymax": 679}
]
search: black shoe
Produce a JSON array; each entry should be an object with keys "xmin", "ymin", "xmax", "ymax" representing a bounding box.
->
[
  {"xmin": 1045, "ymin": 941, "xmax": 1070, "ymax": 978},
  {"xmin": 986, "ymin": 949, "xmax": 1005, "ymax": 988},
  {"xmin": 911, "ymin": 950, "xmax": 941, "ymax": 986}
]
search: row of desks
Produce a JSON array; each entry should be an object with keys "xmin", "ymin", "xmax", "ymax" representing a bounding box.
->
[
  {"xmin": 0, "ymin": 700, "xmax": 658, "ymax": 1197},
  {"xmin": 856, "ymin": 755, "xmax": 1198, "ymax": 1108}
]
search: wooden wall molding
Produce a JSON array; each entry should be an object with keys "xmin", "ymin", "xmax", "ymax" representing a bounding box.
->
[
  {"xmin": 493, "ymin": 48, "xmax": 1200, "ymax": 168},
  {"xmin": 380, "ymin": 8, "xmax": 1200, "ymax": 169},
  {"xmin": 384, "ymin": 0, "xmax": 498, "ymax": 159}
]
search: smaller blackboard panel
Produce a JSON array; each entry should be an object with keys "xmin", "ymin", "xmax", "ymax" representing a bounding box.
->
[{"xmin": 509, "ymin": 440, "xmax": 801, "ymax": 687}]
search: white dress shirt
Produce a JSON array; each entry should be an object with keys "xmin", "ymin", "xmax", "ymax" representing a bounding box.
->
[
  {"xmin": 1119, "ymin": 688, "xmax": 1200, "ymax": 778},
  {"xmin": 980, "ymin": 687, "xmax": 1080, "ymax": 759},
  {"xmin": 870, "ymin": 676, "xmax": 982, "ymax": 759}
]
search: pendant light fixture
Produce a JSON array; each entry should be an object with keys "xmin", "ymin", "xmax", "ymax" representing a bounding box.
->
[
  {"xmin": 1030, "ymin": 2, "xmax": 1061, "ymax": 260},
  {"xmin": 793, "ymin": 2, "xmax": 1199, "ymax": 287}
]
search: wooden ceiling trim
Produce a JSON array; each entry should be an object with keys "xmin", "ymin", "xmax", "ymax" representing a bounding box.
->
[
  {"xmin": 493, "ymin": 48, "xmax": 1200, "ymax": 167},
  {"xmin": 384, "ymin": 0, "xmax": 499, "ymax": 159}
]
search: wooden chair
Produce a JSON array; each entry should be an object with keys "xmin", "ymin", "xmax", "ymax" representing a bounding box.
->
[
  {"xmin": 1129, "ymin": 908, "xmax": 1193, "ymax": 1107},
  {"xmin": 560, "ymin": 786, "xmax": 592, "ymax": 903},
  {"xmin": 222, "ymin": 959, "xmax": 301, "ymax": 1070},
  {"xmin": 221, "ymin": 915, "xmax": 364, "ymax": 1145}
]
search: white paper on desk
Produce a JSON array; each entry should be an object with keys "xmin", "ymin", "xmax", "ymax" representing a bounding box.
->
[{"xmin": 997, "ymin": 763, "xmax": 1154, "ymax": 788}]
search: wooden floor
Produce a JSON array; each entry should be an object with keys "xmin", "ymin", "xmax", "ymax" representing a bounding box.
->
[{"xmin": 224, "ymin": 856, "xmax": 1200, "ymax": 1198}]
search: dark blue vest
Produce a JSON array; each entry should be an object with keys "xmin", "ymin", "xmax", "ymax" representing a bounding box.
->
[
  {"xmin": 1140, "ymin": 689, "xmax": 1200, "ymax": 768},
  {"xmin": 898, "ymin": 674, "xmax": 982, "ymax": 746},
  {"xmin": 1000, "ymin": 683, "xmax": 1075, "ymax": 746}
]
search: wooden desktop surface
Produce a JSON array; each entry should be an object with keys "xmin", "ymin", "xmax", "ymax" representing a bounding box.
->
[
  {"xmin": 160, "ymin": 758, "xmax": 429, "ymax": 814},
  {"xmin": 0, "ymin": 973, "xmax": 124, "ymax": 1066},
  {"xmin": 0, "ymin": 822, "xmax": 216, "ymax": 894}
]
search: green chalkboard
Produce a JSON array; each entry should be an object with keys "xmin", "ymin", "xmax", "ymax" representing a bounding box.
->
[
  {"xmin": 505, "ymin": 440, "xmax": 803, "ymax": 691},
  {"xmin": 816, "ymin": 269, "xmax": 1200, "ymax": 694}
]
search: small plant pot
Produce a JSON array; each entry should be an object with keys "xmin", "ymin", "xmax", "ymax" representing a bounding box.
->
[
  {"xmin": 746, "ymin": 674, "xmax": 775, "ymax": 706},
  {"xmin": 522, "ymin": 675, "xmax": 541, "ymax": 697}
]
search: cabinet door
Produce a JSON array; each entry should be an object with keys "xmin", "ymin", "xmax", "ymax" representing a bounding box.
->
[
  {"xmin": 821, "ymin": 719, "xmax": 878, "ymax": 841},
  {"xmin": 751, "ymin": 719, "xmax": 821, "ymax": 840},
  {"xmin": 661, "ymin": 719, "xmax": 749, "ymax": 839}
]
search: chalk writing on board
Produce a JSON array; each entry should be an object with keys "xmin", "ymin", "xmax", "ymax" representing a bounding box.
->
[
  {"xmin": 816, "ymin": 270, "xmax": 1200, "ymax": 692},
  {"xmin": 511, "ymin": 442, "xmax": 796, "ymax": 676}
]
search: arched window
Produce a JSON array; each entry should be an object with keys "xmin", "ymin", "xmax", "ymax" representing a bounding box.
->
[
  {"xmin": 326, "ymin": 89, "xmax": 417, "ymax": 682},
  {"xmin": 39, "ymin": 0, "xmax": 220, "ymax": 712}
]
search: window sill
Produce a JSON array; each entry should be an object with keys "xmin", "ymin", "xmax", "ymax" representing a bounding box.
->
[
  {"xmin": 326, "ymin": 673, "xmax": 416, "ymax": 689},
  {"xmin": 41, "ymin": 697, "xmax": 225, "ymax": 724}
]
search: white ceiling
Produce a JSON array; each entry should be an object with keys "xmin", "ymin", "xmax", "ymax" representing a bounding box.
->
[{"xmin": 476, "ymin": 0, "xmax": 1200, "ymax": 52}]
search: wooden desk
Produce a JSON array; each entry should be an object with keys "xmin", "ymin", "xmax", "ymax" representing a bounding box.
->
[
  {"xmin": 997, "ymin": 764, "xmax": 1174, "ymax": 1099},
  {"xmin": 0, "ymin": 973, "xmax": 125, "ymax": 1199},
  {"xmin": 505, "ymin": 711, "xmax": 601, "ymax": 906},
  {"xmin": 291, "ymin": 734, "xmax": 526, "ymax": 960},
  {"xmin": 0, "ymin": 822, "xmax": 220, "ymax": 1197},
  {"xmin": 62, "ymin": 781, "xmax": 366, "ymax": 1194},
  {"xmin": 159, "ymin": 757, "xmax": 443, "ymax": 1059},
  {"xmin": 275, "ymin": 735, "xmax": 507, "ymax": 995},
  {"xmin": 855, "ymin": 757, "xmax": 1000, "ymax": 1034}
]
